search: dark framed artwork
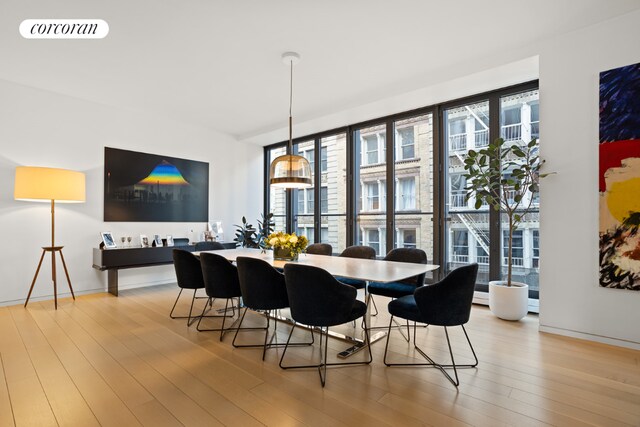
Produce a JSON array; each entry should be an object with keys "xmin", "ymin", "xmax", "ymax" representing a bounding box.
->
[
  {"xmin": 104, "ymin": 147, "xmax": 209, "ymax": 222},
  {"xmin": 599, "ymin": 62, "xmax": 640, "ymax": 290}
]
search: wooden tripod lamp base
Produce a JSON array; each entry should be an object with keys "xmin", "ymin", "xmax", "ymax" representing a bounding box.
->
[
  {"xmin": 24, "ymin": 246, "xmax": 76, "ymax": 309},
  {"xmin": 14, "ymin": 166, "xmax": 86, "ymax": 310}
]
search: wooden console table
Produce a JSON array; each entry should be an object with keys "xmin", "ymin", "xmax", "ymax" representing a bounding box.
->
[{"xmin": 92, "ymin": 243, "xmax": 236, "ymax": 296}]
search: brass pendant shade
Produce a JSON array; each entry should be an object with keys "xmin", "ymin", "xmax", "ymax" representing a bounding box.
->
[
  {"xmin": 270, "ymin": 153, "xmax": 313, "ymax": 188},
  {"xmin": 269, "ymin": 52, "xmax": 312, "ymax": 188}
]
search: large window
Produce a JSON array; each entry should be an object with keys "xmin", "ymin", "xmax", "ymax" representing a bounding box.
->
[
  {"xmin": 355, "ymin": 124, "xmax": 387, "ymax": 256},
  {"xmin": 392, "ymin": 114, "xmax": 434, "ymax": 275},
  {"xmin": 266, "ymin": 146, "xmax": 287, "ymax": 232},
  {"xmin": 444, "ymin": 100, "xmax": 491, "ymax": 286},
  {"xmin": 265, "ymin": 81, "xmax": 538, "ymax": 298},
  {"xmin": 499, "ymin": 89, "xmax": 540, "ymax": 292},
  {"xmin": 292, "ymin": 140, "xmax": 315, "ymax": 244}
]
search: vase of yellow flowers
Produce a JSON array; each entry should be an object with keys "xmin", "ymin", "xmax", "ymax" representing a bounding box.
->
[{"xmin": 265, "ymin": 231, "xmax": 308, "ymax": 261}]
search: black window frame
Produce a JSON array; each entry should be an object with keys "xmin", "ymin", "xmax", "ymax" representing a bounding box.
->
[{"xmin": 264, "ymin": 79, "xmax": 539, "ymax": 298}]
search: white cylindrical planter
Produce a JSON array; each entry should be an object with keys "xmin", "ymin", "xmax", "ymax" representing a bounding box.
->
[{"xmin": 488, "ymin": 281, "xmax": 529, "ymax": 321}]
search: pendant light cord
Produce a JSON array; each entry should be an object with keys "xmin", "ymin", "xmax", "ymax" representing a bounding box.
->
[{"xmin": 288, "ymin": 59, "xmax": 293, "ymax": 151}]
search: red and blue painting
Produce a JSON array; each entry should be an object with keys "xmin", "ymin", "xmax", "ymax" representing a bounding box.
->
[{"xmin": 599, "ymin": 61, "xmax": 640, "ymax": 290}]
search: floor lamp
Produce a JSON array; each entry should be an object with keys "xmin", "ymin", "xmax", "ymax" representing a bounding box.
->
[{"xmin": 14, "ymin": 166, "xmax": 86, "ymax": 309}]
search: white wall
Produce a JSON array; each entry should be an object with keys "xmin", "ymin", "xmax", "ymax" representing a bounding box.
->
[
  {"xmin": 538, "ymin": 9, "xmax": 640, "ymax": 349},
  {"xmin": 0, "ymin": 80, "xmax": 263, "ymax": 305}
]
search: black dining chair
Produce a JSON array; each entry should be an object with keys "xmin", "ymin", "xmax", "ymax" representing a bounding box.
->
[
  {"xmin": 234, "ymin": 257, "xmax": 313, "ymax": 360},
  {"xmin": 336, "ymin": 245, "xmax": 378, "ymax": 314},
  {"xmin": 281, "ymin": 264, "xmax": 373, "ymax": 387},
  {"xmin": 383, "ymin": 263, "xmax": 479, "ymax": 387},
  {"xmin": 305, "ymin": 243, "xmax": 333, "ymax": 256},
  {"xmin": 367, "ymin": 248, "xmax": 428, "ymax": 337},
  {"xmin": 170, "ymin": 249, "xmax": 207, "ymax": 326},
  {"xmin": 196, "ymin": 252, "xmax": 245, "ymax": 340},
  {"xmin": 194, "ymin": 241, "xmax": 225, "ymax": 251}
]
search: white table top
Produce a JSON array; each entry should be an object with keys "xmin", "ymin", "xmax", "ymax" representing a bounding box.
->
[{"xmin": 196, "ymin": 248, "xmax": 439, "ymax": 283}]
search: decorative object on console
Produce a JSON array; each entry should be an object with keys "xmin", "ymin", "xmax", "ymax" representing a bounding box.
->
[
  {"xmin": 265, "ymin": 231, "xmax": 308, "ymax": 261},
  {"xmin": 14, "ymin": 166, "xmax": 86, "ymax": 309},
  {"xmin": 268, "ymin": 52, "xmax": 312, "ymax": 189},
  {"xmin": 140, "ymin": 234, "xmax": 149, "ymax": 247},
  {"xmin": 166, "ymin": 235, "xmax": 174, "ymax": 247},
  {"xmin": 101, "ymin": 231, "xmax": 117, "ymax": 249},
  {"xmin": 599, "ymin": 61, "xmax": 640, "ymax": 291},
  {"xmin": 153, "ymin": 234, "xmax": 162, "ymax": 247},
  {"xmin": 104, "ymin": 147, "xmax": 209, "ymax": 222}
]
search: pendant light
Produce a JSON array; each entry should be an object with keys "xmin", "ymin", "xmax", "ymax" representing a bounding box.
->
[{"xmin": 269, "ymin": 52, "xmax": 313, "ymax": 188}]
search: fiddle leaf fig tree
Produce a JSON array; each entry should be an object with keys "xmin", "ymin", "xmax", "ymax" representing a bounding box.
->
[{"xmin": 463, "ymin": 137, "xmax": 549, "ymax": 286}]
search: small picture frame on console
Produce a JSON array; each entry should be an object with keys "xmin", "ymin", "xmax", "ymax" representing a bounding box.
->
[
  {"xmin": 101, "ymin": 231, "xmax": 117, "ymax": 249},
  {"xmin": 166, "ymin": 235, "xmax": 174, "ymax": 247},
  {"xmin": 153, "ymin": 234, "xmax": 163, "ymax": 247},
  {"xmin": 140, "ymin": 234, "xmax": 149, "ymax": 248}
]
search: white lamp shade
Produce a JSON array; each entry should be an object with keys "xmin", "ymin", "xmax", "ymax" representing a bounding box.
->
[{"xmin": 15, "ymin": 166, "xmax": 86, "ymax": 203}]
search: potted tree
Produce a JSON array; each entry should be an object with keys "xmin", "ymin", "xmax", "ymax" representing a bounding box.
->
[{"xmin": 463, "ymin": 137, "xmax": 548, "ymax": 320}]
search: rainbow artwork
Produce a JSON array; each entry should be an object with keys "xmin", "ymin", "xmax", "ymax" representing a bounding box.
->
[
  {"xmin": 138, "ymin": 160, "xmax": 190, "ymax": 186},
  {"xmin": 104, "ymin": 147, "xmax": 208, "ymax": 222},
  {"xmin": 599, "ymin": 61, "xmax": 640, "ymax": 290}
]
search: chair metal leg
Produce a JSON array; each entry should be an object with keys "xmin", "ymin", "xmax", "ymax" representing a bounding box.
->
[
  {"xmin": 280, "ymin": 318, "xmax": 373, "ymax": 387},
  {"xmin": 383, "ymin": 317, "xmax": 478, "ymax": 388},
  {"xmin": 170, "ymin": 288, "xmax": 209, "ymax": 326},
  {"xmin": 186, "ymin": 290, "xmax": 199, "ymax": 326},
  {"xmin": 232, "ymin": 308, "xmax": 313, "ymax": 357},
  {"xmin": 169, "ymin": 288, "xmax": 184, "ymax": 319},
  {"xmin": 196, "ymin": 297, "xmax": 244, "ymax": 340}
]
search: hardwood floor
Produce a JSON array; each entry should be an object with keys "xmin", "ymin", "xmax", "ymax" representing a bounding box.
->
[{"xmin": 1, "ymin": 284, "xmax": 639, "ymax": 426}]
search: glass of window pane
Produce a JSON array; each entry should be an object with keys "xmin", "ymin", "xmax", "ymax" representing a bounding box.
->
[
  {"xmin": 354, "ymin": 124, "xmax": 386, "ymax": 257},
  {"xmin": 444, "ymin": 101, "xmax": 490, "ymax": 284},
  {"xmin": 292, "ymin": 140, "xmax": 315, "ymax": 242},
  {"xmin": 500, "ymin": 89, "xmax": 540, "ymax": 292},
  {"xmin": 268, "ymin": 146, "xmax": 287, "ymax": 232},
  {"xmin": 393, "ymin": 114, "xmax": 434, "ymax": 274},
  {"xmin": 320, "ymin": 133, "xmax": 347, "ymax": 253}
]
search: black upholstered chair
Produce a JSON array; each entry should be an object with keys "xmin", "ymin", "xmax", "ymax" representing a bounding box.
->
[
  {"xmin": 234, "ymin": 257, "xmax": 313, "ymax": 360},
  {"xmin": 383, "ymin": 263, "xmax": 479, "ymax": 387},
  {"xmin": 196, "ymin": 252, "xmax": 244, "ymax": 340},
  {"xmin": 305, "ymin": 243, "xmax": 333, "ymax": 256},
  {"xmin": 281, "ymin": 264, "xmax": 373, "ymax": 387},
  {"xmin": 367, "ymin": 248, "xmax": 428, "ymax": 335},
  {"xmin": 194, "ymin": 241, "xmax": 225, "ymax": 251},
  {"xmin": 170, "ymin": 249, "xmax": 206, "ymax": 326},
  {"xmin": 336, "ymin": 245, "xmax": 378, "ymax": 314}
]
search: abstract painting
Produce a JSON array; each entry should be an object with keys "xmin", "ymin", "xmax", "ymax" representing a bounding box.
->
[
  {"xmin": 599, "ymin": 62, "xmax": 640, "ymax": 290},
  {"xmin": 104, "ymin": 147, "xmax": 209, "ymax": 222}
]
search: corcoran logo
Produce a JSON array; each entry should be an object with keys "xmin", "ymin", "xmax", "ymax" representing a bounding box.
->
[{"xmin": 20, "ymin": 19, "xmax": 109, "ymax": 39}]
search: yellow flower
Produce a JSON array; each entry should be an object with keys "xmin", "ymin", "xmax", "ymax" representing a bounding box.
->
[
  {"xmin": 289, "ymin": 235, "xmax": 298, "ymax": 244},
  {"xmin": 269, "ymin": 237, "xmax": 278, "ymax": 246}
]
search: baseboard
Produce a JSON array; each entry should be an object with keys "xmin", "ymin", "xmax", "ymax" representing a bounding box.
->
[
  {"xmin": 0, "ymin": 280, "xmax": 176, "ymax": 307},
  {"xmin": 539, "ymin": 324, "xmax": 640, "ymax": 350}
]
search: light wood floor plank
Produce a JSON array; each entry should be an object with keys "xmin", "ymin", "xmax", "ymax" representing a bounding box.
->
[
  {"xmin": 2, "ymin": 284, "xmax": 639, "ymax": 427},
  {"xmin": 0, "ymin": 307, "xmax": 58, "ymax": 427},
  {"xmin": 10, "ymin": 305, "xmax": 142, "ymax": 427},
  {"xmin": 0, "ymin": 353, "xmax": 16, "ymax": 427}
]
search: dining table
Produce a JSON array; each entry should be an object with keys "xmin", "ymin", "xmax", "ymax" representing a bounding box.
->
[{"xmin": 195, "ymin": 247, "xmax": 439, "ymax": 357}]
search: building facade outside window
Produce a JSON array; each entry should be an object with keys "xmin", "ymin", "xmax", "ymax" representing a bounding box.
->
[{"xmin": 265, "ymin": 82, "xmax": 539, "ymax": 298}]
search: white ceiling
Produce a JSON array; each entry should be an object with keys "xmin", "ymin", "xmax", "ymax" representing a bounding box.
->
[{"xmin": 2, "ymin": 0, "xmax": 640, "ymax": 144}]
